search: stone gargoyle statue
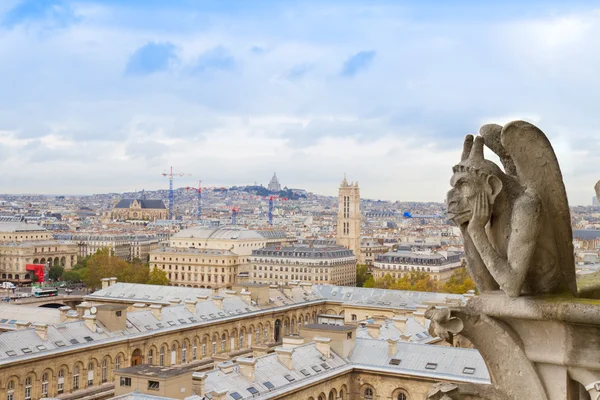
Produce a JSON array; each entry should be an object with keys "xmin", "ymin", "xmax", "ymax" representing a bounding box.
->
[
  {"xmin": 447, "ymin": 120, "xmax": 577, "ymax": 297},
  {"xmin": 595, "ymin": 180, "xmax": 600, "ymax": 205}
]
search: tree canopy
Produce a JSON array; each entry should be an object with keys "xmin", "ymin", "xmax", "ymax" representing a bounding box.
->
[{"xmin": 360, "ymin": 267, "xmax": 476, "ymax": 294}]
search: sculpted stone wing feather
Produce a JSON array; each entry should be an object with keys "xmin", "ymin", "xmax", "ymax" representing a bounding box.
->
[{"xmin": 500, "ymin": 121, "xmax": 577, "ymax": 296}]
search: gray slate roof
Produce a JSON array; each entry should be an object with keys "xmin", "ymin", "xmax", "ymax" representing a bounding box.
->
[{"xmin": 115, "ymin": 199, "xmax": 166, "ymax": 209}]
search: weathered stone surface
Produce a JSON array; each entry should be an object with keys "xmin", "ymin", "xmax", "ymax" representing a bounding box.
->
[{"xmin": 447, "ymin": 121, "xmax": 576, "ymax": 297}]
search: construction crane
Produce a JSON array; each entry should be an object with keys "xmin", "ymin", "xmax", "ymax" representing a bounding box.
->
[
  {"xmin": 161, "ymin": 166, "xmax": 191, "ymax": 220},
  {"xmin": 232, "ymin": 207, "xmax": 240, "ymax": 225},
  {"xmin": 185, "ymin": 180, "xmax": 202, "ymax": 221},
  {"xmin": 268, "ymin": 196, "xmax": 288, "ymax": 225}
]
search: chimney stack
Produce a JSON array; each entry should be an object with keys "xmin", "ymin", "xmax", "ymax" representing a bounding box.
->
[
  {"xmin": 217, "ymin": 361, "xmax": 235, "ymax": 374},
  {"xmin": 275, "ymin": 347, "xmax": 294, "ymax": 370},
  {"xmin": 76, "ymin": 301, "xmax": 93, "ymax": 317},
  {"xmin": 241, "ymin": 291, "xmax": 252, "ymax": 305},
  {"xmin": 315, "ymin": 337, "xmax": 331, "ymax": 358},
  {"xmin": 211, "ymin": 389, "xmax": 228, "ymax": 400},
  {"xmin": 150, "ymin": 304, "xmax": 162, "ymax": 320},
  {"xmin": 59, "ymin": 306, "xmax": 72, "ymax": 322},
  {"xmin": 238, "ymin": 357, "xmax": 257, "ymax": 381},
  {"xmin": 366, "ymin": 323, "xmax": 381, "ymax": 339},
  {"xmin": 66, "ymin": 310, "xmax": 80, "ymax": 322},
  {"xmin": 282, "ymin": 336, "xmax": 305, "ymax": 349},
  {"xmin": 212, "ymin": 296, "xmax": 224, "ymax": 309},
  {"xmin": 185, "ymin": 299, "xmax": 198, "ymax": 314},
  {"xmin": 132, "ymin": 303, "xmax": 147, "ymax": 312},
  {"xmin": 33, "ymin": 323, "xmax": 48, "ymax": 340},
  {"xmin": 16, "ymin": 321, "xmax": 30, "ymax": 330},
  {"xmin": 387, "ymin": 339, "xmax": 398, "ymax": 356},
  {"xmin": 169, "ymin": 297, "xmax": 181, "ymax": 306},
  {"xmin": 392, "ymin": 316, "xmax": 408, "ymax": 332},
  {"xmin": 84, "ymin": 315, "xmax": 97, "ymax": 333},
  {"xmin": 282, "ymin": 286, "xmax": 293, "ymax": 298},
  {"xmin": 101, "ymin": 278, "xmax": 110, "ymax": 289},
  {"xmin": 192, "ymin": 373, "xmax": 207, "ymax": 396},
  {"xmin": 109, "ymin": 277, "xmax": 117, "ymax": 286}
]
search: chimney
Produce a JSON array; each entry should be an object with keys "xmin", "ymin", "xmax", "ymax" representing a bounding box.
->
[
  {"xmin": 224, "ymin": 290, "xmax": 236, "ymax": 297},
  {"xmin": 132, "ymin": 303, "xmax": 147, "ymax": 312},
  {"xmin": 367, "ymin": 323, "xmax": 381, "ymax": 339},
  {"xmin": 392, "ymin": 316, "xmax": 408, "ymax": 332},
  {"xmin": 66, "ymin": 310, "xmax": 80, "ymax": 322},
  {"xmin": 185, "ymin": 299, "xmax": 198, "ymax": 314},
  {"xmin": 211, "ymin": 389, "xmax": 229, "ymax": 400},
  {"xmin": 150, "ymin": 304, "xmax": 162, "ymax": 320},
  {"xmin": 282, "ymin": 286, "xmax": 293, "ymax": 298},
  {"xmin": 275, "ymin": 347, "xmax": 294, "ymax": 370},
  {"xmin": 387, "ymin": 339, "xmax": 398, "ymax": 356},
  {"xmin": 212, "ymin": 287, "xmax": 219, "ymax": 296},
  {"xmin": 241, "ymin": 291, "xmax": 252, "ymax": 305},
  {"xmin": 212, "ymin": 296, "xmax": 224, "ymax": 309},
  {"xmin": 33, "ymin": 322, "xmax": 48, "ymax": 340},
  {"xmin": 300, "ymin": 282, "xmax": 312, "ymax": 291},
  {"xmin": 282, "ymin": 336, "xmax": 305, "ymax": 349},
  {"xmin": 238, "ymin": 357, "xmax": 257, "ymax": 381},
  {"xmin": 315, "ymin": 337, "xmax": 331, "ymax": 358},
  {"xmin": 84, "ymin": 315, "xmax": 97, "ymax": 333},
  {"xmin": 372, "ymin": 315, "xmax": 386, "ymax": 325},
  {"xmin": 196, "ymin": 295, "xmax": 209, "ymax": 301},
  {"xmin": 76, "ymin": 301, "xmax": 92, "ymax": 317},
  {"xmin": 192, "ymin": 373, "xmax": 207, "ymax": 396},
  {"xmin": 217, "ymin": 361, "xmax": 235, "ymax": 374},
  {"xmin": 169, "ymin": 298, "xmax": 181, "ymax": 306},
  {"xmin": 399, "ymin": 333, "xmax": 412, "ymax": 342},
  {"xmin": 16, "ymin": 321, "xmax": 30, "ymax": 330},
  {"xmin": 109, "ymin": 277, "xmax": 118, "ymax": 286},
  {"xmin": 59, "ymin": 306, "xmax": 72, "ymax": 322},
  {"xmin": 101, "ymin": 278, "xmax": 110, "ymax": 289}
]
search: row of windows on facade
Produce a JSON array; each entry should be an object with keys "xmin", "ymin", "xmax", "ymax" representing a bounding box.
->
[
  {"xmin": 251, "ymin": 259, "xmax": 353, "ymax": 267},
  {"xmin": 253, "ymin": 265, "xmax": 352, "ymax": 273},
  {"xmin": 166, "ymin": 271, "xmax": 233, "ymax": 283},
  {"xmin": 377, "ymin": 257, "xmax": 457, "ymax": 265},
  {"xmin": 253, "ymin": 273, "xmax": 330, "ymax": 281},
  {"xmin": 158, "ymin": 265, "xmax": 232, "ymax": 272},
  {"xmin": 1, "ymin": 234, "xmax": 50, "ymax": 240},
  {"xmin": 376, "ymin": 272, "xmax": 441, "ymax": 281},
  {"xmin": 174, "ymin": 242, "xmax": 264, "ymax": 248},
  {"xmin": 377, "ymin": 265, "xmax": 437, "ymax": 272},
  {"xmin": 309, "ymin": 389, "xmax": 408, "ymax": 400},
  {"xmin": 155, "ymin": 257, "xmax": 237, "ymax": 264}
]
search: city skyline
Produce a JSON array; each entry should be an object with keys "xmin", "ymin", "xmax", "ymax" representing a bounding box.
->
[{"xmin": 1, "ymin": 0, "xmax": 600, "ymax": 204}]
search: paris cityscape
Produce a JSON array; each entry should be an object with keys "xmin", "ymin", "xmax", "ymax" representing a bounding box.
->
[{"xmin": 2, "ymin": 1, "xmax": 600, "ymax": 400}]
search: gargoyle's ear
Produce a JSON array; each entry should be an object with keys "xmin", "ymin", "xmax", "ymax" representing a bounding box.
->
[{"xmin": 486, "ymin": 175, "xmax": 503, "ymax": 203}]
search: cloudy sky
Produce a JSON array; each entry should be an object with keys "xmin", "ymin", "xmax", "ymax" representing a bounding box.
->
[{"xmin": 0, "ymin": 0, "xmax": 598, "ymax": 204}]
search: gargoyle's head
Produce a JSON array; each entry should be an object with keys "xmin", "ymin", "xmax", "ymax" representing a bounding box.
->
[{"xmin": 447, "ymin": 135, "xmax": 504, "ymax": 226}]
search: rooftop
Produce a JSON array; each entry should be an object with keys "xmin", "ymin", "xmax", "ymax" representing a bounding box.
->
[
  {"xmin": 172, "ymin": 226, "xmax": 264, "ymax": 241},
  {"xmin": 117, "ymin": 364, "xmax": 191, "ymax": 378}
]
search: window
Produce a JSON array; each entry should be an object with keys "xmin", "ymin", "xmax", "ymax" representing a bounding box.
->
[
  {"xmin": 351, "ymin": 314, "xmax": 357, "ymax": 321},
  {"xmin": 148, "ymin": 380, "xmax": 160, "ymax": 391},
  {"xmin": 463, "ymin": 367, "xmax": 476, "ymax": 375},
  {"xmin": 116, "ymin": 356, "xmax": 121, "ymax": 370},
  {"xmin": 102, "ymin": 360, "xmax": 107, "ymax": 383},
  {"xmin": 160, "ymin": 347, "xmax": 165, "ymax": 366},
  {"xmin": 221, "ymin": 334, "xmax": 226, "ymax": 351},
  {"xmin": 58, "ymin": 369, "xmax": 65, "ymax": 394},
  {"xmin": 364, "ymin": 387, "xmax": 374, "ymax": 400},
  {"xmin": 148, "ymin": 349, "xmax": 154, "ymax": 365},
  {"xmin": 212, "ymin": 340, "xmax": 217, "ymax": 354},
  {"xmin": 425, "ymin": 363, "xmax": 438, "ymax": 370},
  {"xmin": 88, "ymin": 362, "xmax": 95, "ymax": 386},
  {"xmin": 73, "ymin": 365, "xmax": 80, "ymax": 390},
  {"xmin": 42, "ymin": 373, "xmax": 49, "ymax": 396},
  {"xmin": 397, "ymin": 393, "xmax": 408, "ymax": 400},
  {"xmin": 202, "ymin": 342, "xmax": 207, "ymax": 357},
  {"xmin": 7, "ymin": 380, "xmax": 15, "ymax": 400},
  {"xmin": 239, "ymin": 332, "xmax": 244, "ymax": 348},
  {"xmin": 116, "ymin": 311, "xmax": 122, "ymax": 317},
  {"xmin": 120, "ymin": 377, "xmax": 132, "ymax": 386},
  {"xmin": 25, "ymin": 377, "xmax": 32, "ymax": 400},
  {"xmin": 193, "ymin": 341, "xmax": 197, "ymax": 360},
  {"xmin": 182, "ymin": 343, "xmax": 187, "ymax": 363}
]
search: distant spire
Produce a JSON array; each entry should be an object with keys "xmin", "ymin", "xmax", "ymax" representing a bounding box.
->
[{"xmin": 342, "ymin": 173, "xmax": 348, "ymax": 186}]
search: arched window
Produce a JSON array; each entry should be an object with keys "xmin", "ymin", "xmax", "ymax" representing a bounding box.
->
[
  {"xmin": 102, "ymin": 360, "xmax": 108, "ymax": 383},
  {"xmin": 398, "ymin": 393, "xmax": 407, "ymax": 400},
  {"xmin": 116, "ymin": 356, "xmax": 121, "ymax": 370},
  {"xmin": 160, "ymin": 347, "xmax": 165, "ymax": 366},
  {"xmin": 42, "ymin": 373, "xmax": 49, "ymax": 397},
  {"xmin": 148, "ymin": 349, "xmax": 154, "ymax": 365},
  {"xmin": 329, "ymin": 392, "xmax": 334, "ymax": 400},
  {"xmin": 182, "ymin": 342, "xmax": 187, "ymax": 363},
  {"xmin": 264, "ymin": 328, "xmax": 268, "ymax": 342},
  {"xmin": 193, "ymin": 339, "xmax": 198, "ymax": 360},
  {"xmin": 255, "ymin": 329, "xmax": 260, "ymax": 344},
  {"xmin": 25, "ymin": 377, "xmax": 32, "ymax": 400},
  {"xmin": 88, "ymin": 362, "xmax": 95, "ymax": 386},
  {"xmin": 239, "ymin": 331, "xmax": 244, "ymax": 348},
  {"xmin": 364, "ymin": 387, "xmax": 374, "ymax": 400},
  {"xmin": 171, "ymin": 344, "xmax": 177, "ymax": 365},
  {"xmin": 73, "ymin": 365, "xmax": 80, "ymax": 390},
  {"xmin": 212, "ymin": 338, "xmax": 217, "ymax": 354},
  {"xmin": 7, "ymin": 380, "xmax": 15, "ymax": 400},
  {"xmin": 202, "ymin": 340, "xmax": 207, "ymax": 357},
  {"xmin": 221, "ymin": 334, "xmax": 226, "ymax": 351},
  {"xmin": 58, "ymin": 369, "xmax": 65, "ymax": 394}
]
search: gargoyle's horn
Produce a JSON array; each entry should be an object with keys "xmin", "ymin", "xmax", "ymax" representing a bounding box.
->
[
  {"xmin": 468, "ymin": 136, "xmax": 485, "ymax": 162},
  {"xmin": 461, "ymin": 135, "xmax": 474, "ymax": 161}
]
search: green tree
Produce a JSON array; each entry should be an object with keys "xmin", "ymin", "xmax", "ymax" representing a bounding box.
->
[
  {"xmin": 356, "ymin": 264, "xmax": 370, "ymax": 287},
  {"xmin": 363, "ymin": 276, "xmax": 376, "ymax": 288},
  {"xmin": 49, "ymin": 266, "xmax": 65, "ymax": 281},
  {"xmin": 442, "ymin": 267, "xmax": 476, "ymax": 294},
  {"xmin": 147, "ymin": 267, "xmax": 170, "ymax": 286},
  {"xmin": 30, "ymin": 274, "xmax": 39, "ymax": 284},
  {"xmin": 61, "ymin": 270, "xmax": 82, "ymax": 283}
]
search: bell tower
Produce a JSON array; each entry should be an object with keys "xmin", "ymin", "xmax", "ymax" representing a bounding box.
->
[{"xmin": 337, "ymin": 174, "xmax": 360, "ymax": 259}]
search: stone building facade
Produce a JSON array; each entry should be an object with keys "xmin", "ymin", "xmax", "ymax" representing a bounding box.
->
[
  {"xmin": 336, "ymin": 176, "xmax": 361, "ymax": 262},
  {"xmin": 56, "ymin": 233, "xmax": 161, "ymax": 262},
  {"xmin": 149, "ymin": 247, "xmax": 241, "ymax": 288},
  {"xmin": 249, "ymin": 245, "xmax": 357, "ymax": 286},
  {"xmin": 373, "ymin": 250, "xmax": 462, "ymax": 282},
  {"xmin": 0, "ymin": 222, "xmax": 77, "ymax": 283},
  {"xmin": 111, "ymin": 199, "xmax": 168, "ymax": 222}
]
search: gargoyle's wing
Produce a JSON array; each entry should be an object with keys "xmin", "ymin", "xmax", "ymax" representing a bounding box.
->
[{"xmin": 501, "ymin": 121, "xmax": 577, "ymax": 296}]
